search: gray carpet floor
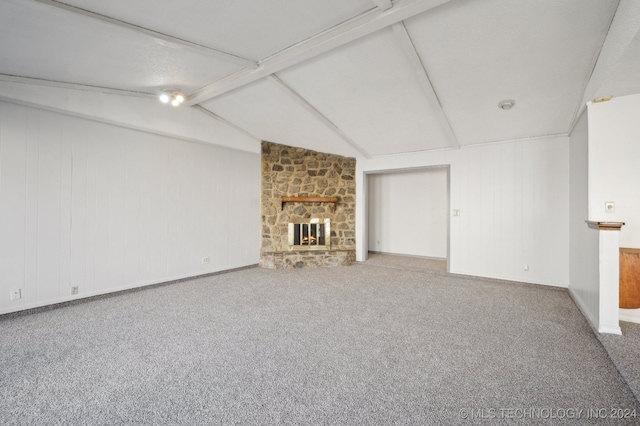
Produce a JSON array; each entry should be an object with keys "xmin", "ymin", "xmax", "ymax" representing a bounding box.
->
[
  {"xmin": 599, "ymin": 321, "xmax": 640, "ymax": 405},
  {"xmin": 365, "ymin": 253, "xmax": 640, "ymax": 412},
  {"xmin": 2, "ymin": 263, "xmax": 639, "ymax": 425},
  {"xmin": 365, "ymin": 252, "xmax": 447, "ymax": 273}
]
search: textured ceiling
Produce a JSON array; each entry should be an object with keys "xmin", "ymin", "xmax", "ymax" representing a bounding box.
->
[
  {"xmin": 0, "ymin": 0, "xmax": 638, "ymax": 157},
  {"xmin": 403, "ymin": 0, "xmax": 619, "ymax": 146},
  {"xmin": 277, "ymin": 27, "xmax": 452, "ymax": 156},
  {"xmin": 599, "ymin": 37, "xmax": 640, "ymax": 98},
  {"xmin": 56, "ymin": 0, "xmax": 377, "ymax": 60}
]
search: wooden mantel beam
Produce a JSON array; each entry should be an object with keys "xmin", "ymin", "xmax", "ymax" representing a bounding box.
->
[{"xmin": 282, "ymin": 196, "xmax": 339, "ymax": 212}]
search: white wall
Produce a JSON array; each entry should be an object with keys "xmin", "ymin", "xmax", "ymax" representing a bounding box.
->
[
  {"xmin": 568, "ymin": 109, "xmax": 600, "ymax": 328},
  {"xmin": 587, "ymin": 93, "xmax": 640, "ymax": 324},
  {"xmin": 0, "ymin": 100, "xmax": 260, "ymax": 314},
  {"xmin": 588, "ymin": 93, "xmax": 640, "ymax": 248},
  {"xmin": 357, "ymin": 136, "xmax": 570, "ymax": 287},
  {"xmin": 367, "ymin": 168, "xmax": 447, "ymax": 258}
]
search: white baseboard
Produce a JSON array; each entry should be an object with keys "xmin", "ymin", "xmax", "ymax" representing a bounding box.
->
[
  {"xmin": 619, "ymin": 308, "xmax": 640, "ymax": 324},
  {"xmin": 568, "ymin": 287, "xmax": 599, "ymax": 331},
  {"xmin": 598, "ymin": 324, "xmax": 622, "ymax": 335},
  {"xmin": 367, "ymin": 251, "xmax": 446, "ymax": 262},
  {"xmin": 568, "ymin": 287, "xmax": 623, "ymax": 335},
  {"xmin": 0, "ymin": 263, "xmax": 256, "ymax": 316}
]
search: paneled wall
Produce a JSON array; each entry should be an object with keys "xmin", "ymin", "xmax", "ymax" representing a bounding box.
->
[
  {"xmin": 357, "ymin": 135, "xmax": 569, "ymax": 287},
  {"xmin": 568, "ymin": 109, "xmax": 600, "ymax": 327},
  {"xmin": 367, "ymin": 168, "xmax": 448, "ymax": 258},
  {"xmin": 588, "ymin": 93, "xmax": 640, "ymax": 248},
  {"xmin": 0, "ymin": 101, "xmax": 260, "ymax": 314},
  {"xmin": 588, "ymin": 93, "xmax": 640, "ymax": 324}
]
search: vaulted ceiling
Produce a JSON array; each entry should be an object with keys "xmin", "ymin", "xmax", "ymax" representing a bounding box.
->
[{"xmin": 1, "ymin": 0, "xmax": 639, "ymax": 158}]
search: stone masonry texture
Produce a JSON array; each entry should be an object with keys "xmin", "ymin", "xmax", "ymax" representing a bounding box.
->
[{"xmin": 259, "ymin": 141, "xmax": 356, "ymax": 269}]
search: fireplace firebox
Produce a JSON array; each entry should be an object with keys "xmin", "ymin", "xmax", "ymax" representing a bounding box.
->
[{"xmin": 288, "ymin": 218, "xmax": 330, "ymax": 251}]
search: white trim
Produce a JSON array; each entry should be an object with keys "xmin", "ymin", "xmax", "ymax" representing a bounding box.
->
[
  {"xmin": 267, "ymin": 74, "xmax": 370, "ymax": 158},
  {"xmin": 598, "ymin": 324, "xmax": 622, "ymax": 335},
  {"xmin": 568, "ymin": 105, "xmax": 588, "ymax": 137},
  {"xmin": 566, "ymin": 2, "xmax": 619, "ymax": 133},
  {"xmin": 391, "ymin": 22, "xmax": 459, "ymax": 149},
  {"xmin": 0, "ymin": 263, "xmax": 257, "ymax": 315},
  {"xmin": 619, "ymin": 309, "xmax": 640, "ymax": 324},
  {"xmin": 0, "ymin": 96, "xmax": 258, "ymax": 155},
  {"xmin": 360, "ymin": 164, "xmax": 450, "ymax": 273},
  {"xmin": 192, "ymin": 105, "xmax": 261, "ymax": 142},
  {"xmin": 571, "ymin": 0, "xmax": 640, "ymax": 132},
  {"xmin": 32, "ymin": 0, "xmax": 257, "ymax": 68},
  {"xmin": 568, "ymin": 287, "xmax": 599, "ymax": 332},
  {"xmin": 368, "ymin": 251, "xmax": 446, "ymax": 262},
  {"xmin": 186, "ymin": 0, "xmax": 452, "ymax": 105},
  {"xmin": 0, "ymin": 73, "xmax": 155, "ymax": 98},
  {"xmin": 371, "ymin": 0, "xmax": 393, "ymax": 11},
  {"xmin": 363, "ymin": 133, "xmax": 568, "ymax": 160},
  {"xmin": 459, "ymin": 133, "xmax": 569, "ymax": 150}
]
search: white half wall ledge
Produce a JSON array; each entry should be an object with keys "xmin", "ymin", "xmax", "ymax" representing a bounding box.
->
[
  {"xmin": 585, "ymin": 220, "xmax": 625, "ymax": 335},
  {"xmin": 585, "ymin": 221, "xmax": 626, "ymax": 231}
]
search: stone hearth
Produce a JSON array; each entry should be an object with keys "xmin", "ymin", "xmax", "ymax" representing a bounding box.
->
[{"xmin": 260, "ymin": 141, "xmax": 356, "ymax": 269}]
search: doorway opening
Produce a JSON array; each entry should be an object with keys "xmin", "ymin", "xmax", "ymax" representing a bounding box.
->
[{"xmin": 364, "ymin": 165, "xmax": 450, "ymax": 272}]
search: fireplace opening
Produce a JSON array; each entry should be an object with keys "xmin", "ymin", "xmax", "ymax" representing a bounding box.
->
[{"xmin": 288, "ymin": 218, "xmax": 330, "ymax": 251}]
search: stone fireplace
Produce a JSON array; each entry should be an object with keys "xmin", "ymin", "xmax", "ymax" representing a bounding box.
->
[{"xmin": 260, "ymin": 141, "xmax": 356, "ymax": 269}]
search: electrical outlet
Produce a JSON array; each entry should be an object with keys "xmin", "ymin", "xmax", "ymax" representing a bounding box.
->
[
  {"xmin": 70, "ymin": 286, "xmax": 79, "ymax": 295},
  {"xmin": 10, "ymin": 289, "xmax": 22, "ymax": 301},
  {"xmin": 202, "ymin": 256, "xmax": 210, "ymax": 264}
]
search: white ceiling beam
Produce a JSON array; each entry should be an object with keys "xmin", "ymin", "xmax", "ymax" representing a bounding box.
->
[
  {"xmin": 0, "ymin": 73, "xmax": 156, "ymax": 99},
  {"xmin": 31, "ymin": 0, "xmax": 257, "ymax": 69},
  {"xmin": 191, "ymin": 105, "xmax": 261, "ymax": 142},
  {"xmin": 568, "ymin": 0, "xmax": 640, "ymax": 133},
  {"xmin": 267, "ymin": 75, "xmax": 371, "ymax": 158},
  {"xmin": 186, "ymin": 0, "xmax": 452, "ymax": 106},
  {"xmin": 0, "ymin": 80, "xmax": 260, "ymax": 153},
  {"xmin": 391, "ymin": 22, "xmax": 459, "ymax": 149},
  {"xmin": 371, "ymin": 0, "xmax": 393, "ymax": 11}
]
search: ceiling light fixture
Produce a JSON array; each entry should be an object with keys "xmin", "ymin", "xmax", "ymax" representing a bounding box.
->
[
  {"xmin": 159, "ymin": 90, "xmax": 185, "ymax": 107},
  {"xmin": 498, "ymin": 99, "xmax": 515, "ymax": 110}
]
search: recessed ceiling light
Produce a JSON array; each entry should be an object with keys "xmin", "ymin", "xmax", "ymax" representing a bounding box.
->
[
  {"xmin": 159, "ymin": 93, "xmax": 170, "ymax": 104},
  {"xmin": 498, "ymin": 99, "xmax": 515, "ymax": 110}
]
